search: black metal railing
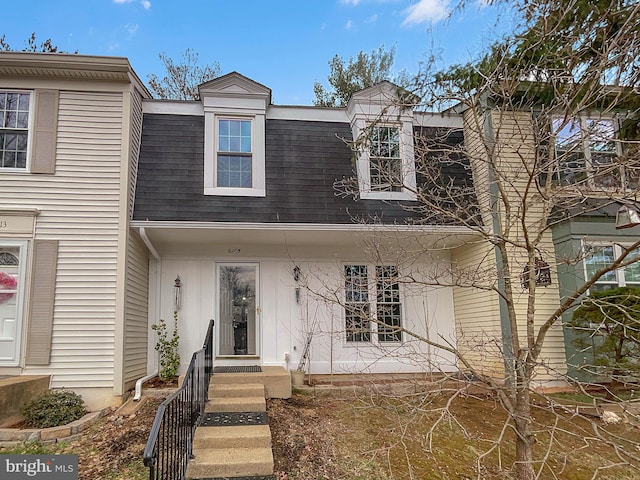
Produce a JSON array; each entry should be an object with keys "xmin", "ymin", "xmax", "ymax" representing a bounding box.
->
[{"xmin": 143, "ymin": 319, "xmax": 215, "ymax": 480}]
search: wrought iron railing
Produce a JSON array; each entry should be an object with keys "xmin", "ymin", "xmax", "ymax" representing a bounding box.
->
[{"xmin": 143, "ymin": 319, "xmax": 214, "ymax": 480}]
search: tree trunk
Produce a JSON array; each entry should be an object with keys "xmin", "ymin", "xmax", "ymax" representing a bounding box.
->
[{"xmin": 513, "ymin": 387, "xmax": 536, "ymax": 480}]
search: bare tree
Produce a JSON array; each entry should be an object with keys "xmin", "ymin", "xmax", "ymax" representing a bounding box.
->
[
  {"xmin": 0, "ymin": 32, "xmax": 75, "ymax": 53},
  {"xmin": 302, "ymin": 1, "xmax": 640, "ymax": 479},
  {"xmin": 147, "ymin": 48, "xmax": 220, "ymax": 100}
]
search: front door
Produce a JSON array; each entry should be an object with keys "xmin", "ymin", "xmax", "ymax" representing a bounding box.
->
[
  {"xmin": 217, "ymin": 264, "xmax": 258, "ymax": 357},
  {"xmin": 0, "ymin": 243, "xmax": 25, "ymax": 366}
]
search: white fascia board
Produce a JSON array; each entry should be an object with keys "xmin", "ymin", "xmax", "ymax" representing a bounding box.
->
[
  {"xmin": 414, "ymin": 111, "xmax": 464, "ymax": 128},
  {"xmin": 143, "ymin": 100, "xmax": 203, "ymax": 116},
  {"xmin": 131, "ymin": 220, "xmax": 478, "ymax": 235},
  {"xmin": 267, "ymin": 106, "xmax": 349, "ymax": 123}
]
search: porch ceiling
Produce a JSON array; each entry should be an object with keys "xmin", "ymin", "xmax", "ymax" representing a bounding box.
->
[{"xmin": 131, "ymin": 221, "xmax": 482, "ymax": 258}]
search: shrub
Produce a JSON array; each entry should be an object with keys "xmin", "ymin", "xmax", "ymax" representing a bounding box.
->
[
  {"xmin": 570, "ymin": 286, "xmax": 640, "ymax": 378},
  {"xmin": 22, "ymin": 390, "xmax": 86, "ymax": 428},
  {"xmin": 152, "ymin": 310, "xmax": 180, "ymax": 380}
]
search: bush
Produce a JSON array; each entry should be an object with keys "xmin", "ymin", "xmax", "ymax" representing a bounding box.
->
[
  {"xmin": 22, "ymin": 390, "xmax": 86, "ymax": 428},
  {"xmin": 152, "ymin": 310, "xmax": 180, "ymax": 380}
]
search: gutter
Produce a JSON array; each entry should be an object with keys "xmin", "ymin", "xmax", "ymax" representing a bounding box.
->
[
  {"xmin": 133, "ymin": 227, "xmax": 161, "ymax": 401},
  {"xmin": 133, "ymin": 371, "xmax": 158, "ymax": 401}
]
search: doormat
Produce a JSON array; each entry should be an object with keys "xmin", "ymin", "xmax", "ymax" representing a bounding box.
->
[
  {"xmin": 213, "ymin": 365, "xmax": 262, "ymax": 373},
  {"xmin": 200, "ymin": 411, "xmax": 268, "ymax": 426}
]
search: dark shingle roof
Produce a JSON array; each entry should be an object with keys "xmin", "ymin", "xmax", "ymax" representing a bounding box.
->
[{"xmin": 134, "ymin": 115, "xmax": 431, "ymax": 224}]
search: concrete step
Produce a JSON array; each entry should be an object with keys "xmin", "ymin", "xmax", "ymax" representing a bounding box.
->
[
  {"xmin": 209, "ymin": 382, "xmax": 265, "ymax": 399},
  {"xmin": 205, "ymin": 396, "xmax": 266, "ymax": 413},
  {"xmin": 186, "ymin": 447, "xmax": 274, "ymax": 479},
  {"xmin": 210, "ymin": 366, "xmax": 291, "ymax": 399},
  {"xmin": 192, "ymin": 425, "xmax": 271, "ymax": 449}
]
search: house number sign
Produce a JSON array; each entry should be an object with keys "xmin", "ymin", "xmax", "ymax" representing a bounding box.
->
[{"xmin": 0, "ymin": 215, "xmax": 35, "ymax": 234}]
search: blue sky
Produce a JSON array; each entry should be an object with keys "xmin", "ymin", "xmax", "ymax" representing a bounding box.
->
[{"xmin": 1, "ymin": 0, "xmax": 511, "ymax": 105}]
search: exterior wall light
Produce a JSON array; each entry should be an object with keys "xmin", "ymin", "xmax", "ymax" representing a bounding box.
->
[
  {"xmin": 615, "ymin": 204, "xmax": 640, "ymax": 230},
  {"xmin": 520, "ymin": 258, "xmax": 552, "ymax": 289},
  {"xmin": 174, "ymin": 275, "xmax": 181, "ymax": 311}
]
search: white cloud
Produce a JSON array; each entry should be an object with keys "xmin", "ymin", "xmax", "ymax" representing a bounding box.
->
[
  {"xmin": 345, "ymin": 19, "xmax": 354, "ymax": 30},
  {"xmin": 113, "ymin": 0, "xmax": 151, "ymax": 9},
  {"xmin": 365, "ymin": 13, "xmax": 378, "ymax": 24},
  {"xmin": 401, "ymin": 0, "xmax": 450, "ymax": 26},
  {"xmin": 126, "ymin": 23, "xmax": 139, "ymax": 38},
  {"xmin": 340, "ymin": 0, "xmax": 361, "ymax": 5}
]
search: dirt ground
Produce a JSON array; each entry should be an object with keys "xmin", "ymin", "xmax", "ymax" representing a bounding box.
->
[{"xmin": 2, "ymin": 384, "xmax": 640, "ymax": 480}]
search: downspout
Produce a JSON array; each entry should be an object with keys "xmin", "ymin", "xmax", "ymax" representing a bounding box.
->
[
  {"xmin": 134, "ymin": 227, "xmax": 161, "ymax": 401},
  {"xmin": 483, "ymin": 102, "xmax": 515, "ymax": 387}
]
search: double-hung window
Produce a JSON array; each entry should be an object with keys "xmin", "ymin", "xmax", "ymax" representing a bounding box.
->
[
  {"xmin": 552, "ymin": 116, "xmax": 627, "ymax": 189},
  {"xmin": 217, "ymin": 119, "xmax": 253, "ymax": 188},
  {"xmin": 0, "ymin": 91, "xmax": 31, "ymax": 170},
  {"xmin": 344, "ymin": 264, "xmax": 402, "ymax": 343},
  {"xmin": 585, "ymin": 244, "xmax": 640, "ymax": 293},
  {"xmin": 369, "ymin": 126, "xmax": 402, "ymax": 192},
  {"xmin": 353, "ymin": 121, "xmax": 417, "ymax": 201}
]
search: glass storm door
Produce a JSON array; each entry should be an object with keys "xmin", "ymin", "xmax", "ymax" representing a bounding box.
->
[
  {"xmin": 0, "ymin": 245, "xmax": 24, "ymax": 365},
  {"xmin": 217, "ymin": 264, "xmax": 258, "ymax": 356}
]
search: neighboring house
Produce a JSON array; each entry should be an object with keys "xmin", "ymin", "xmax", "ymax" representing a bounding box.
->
[
  {"xmin": 0, "ymin": 52, "xmax": 151, "ymax": 409},
  {"xmin": 454, "ymin": 98, "xmax": 640, "ymax": 384},
  {"xmin": 132, "ymin": 73, "xmax": 480, "ymax": 377}
]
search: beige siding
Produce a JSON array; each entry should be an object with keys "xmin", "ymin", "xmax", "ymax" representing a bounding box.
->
[
  {"xmin": 0, "ymin": 90, "xmax": 124, "ymax": 388},
  {"xmin": 454, "ymin": 107, "xmax": 567, "ymax": 381},
  {"xmin": 123, "ymin": 230, "xmax": 149, "ymax": 387},
  {"xmin": 491, "ymin": 110, "xmax": 566, "ymax": 378},
  {"xmin": 452, "ymin": 242, "xmax": 504, "ymax": 376}
]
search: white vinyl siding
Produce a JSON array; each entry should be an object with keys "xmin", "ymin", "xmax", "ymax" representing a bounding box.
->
[
  {"xmin": 128, "ymin": 89, "xmax": 143, "ymax": 220},
  {"xmin": 0, "ymin": 90, "xmax": 124, "ymax": 388}
]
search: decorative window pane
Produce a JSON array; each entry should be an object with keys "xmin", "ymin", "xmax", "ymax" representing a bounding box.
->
[
  {"xmin": 376, "ymin": 266, "xmax": 401, "ymax": 343},
  {"xmin": 345, "ymin": 265, "xmax": 370, "ymax": 342},
  {"xmin": 0, "ymin": 92, "xmax": 30, "ymax": 169},
  {"xmin": 0, "ymin": 248, "xmax": 19, "ymax": 305},
  {"xmin": 369, "ymin": 126, "xmax": 402, "ymax": 192}
]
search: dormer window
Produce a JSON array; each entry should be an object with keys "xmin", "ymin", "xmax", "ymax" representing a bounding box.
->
[
  {"xmin": 346, "ymin": 82, "xmax": 417, "ymax": 201},
  {"xmin": 200, "ymin": 72, "xmax": 270, "ymax": 197}
]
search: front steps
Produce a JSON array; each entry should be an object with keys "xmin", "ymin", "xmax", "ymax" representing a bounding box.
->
[{"xmin": 186, "ymin": 369, "xmax": 290, "ymax": 480}]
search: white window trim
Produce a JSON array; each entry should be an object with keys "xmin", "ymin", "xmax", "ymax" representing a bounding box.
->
[
  {"xmin": 343, "ymin": 263, "xmax": 404, "ymax": 346},
  {"xmin": 582, "ymin": 241, "xmax": 640, "ymax": 293},
  {"xmin": 0, "ymin": 90, "xmax": 34, "ymax": 173},
  {"xmin": 354, "ymin": 119, "xmax": 417, "ymax": 201},
  {"xmin": 204, "ymin": 112, "xmax": 266, "ymax": 197}
]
